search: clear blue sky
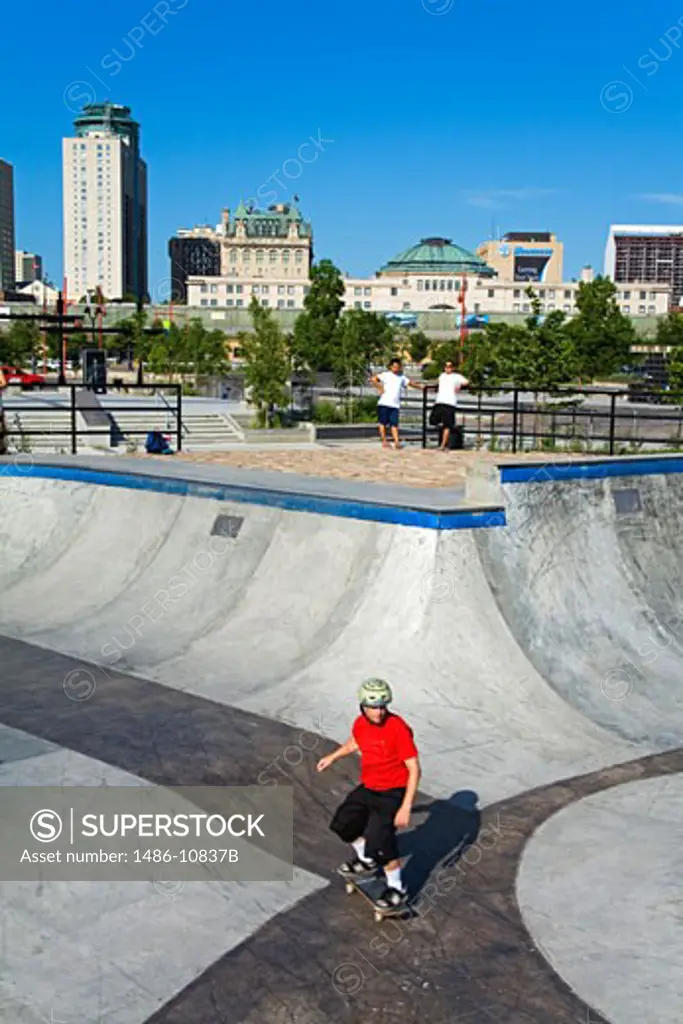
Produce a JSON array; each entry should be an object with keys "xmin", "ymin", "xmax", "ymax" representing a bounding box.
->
[{"xmin": 5, "ymin": 0, "xmax": 683, "ymax": 295}]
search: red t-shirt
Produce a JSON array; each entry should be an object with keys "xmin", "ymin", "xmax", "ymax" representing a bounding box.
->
[{"xmin": 352, "ymin": 712, "xmax": 418, "ymax": 791}]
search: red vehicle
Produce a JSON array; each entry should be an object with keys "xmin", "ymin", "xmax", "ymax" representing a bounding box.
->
[{"xmin": 0, "ymin": 365, "xmax": 46, "ymax": 390}]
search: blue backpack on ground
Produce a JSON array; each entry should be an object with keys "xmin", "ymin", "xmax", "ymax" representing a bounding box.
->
[{"xmin": 145, "ymin": 431, "xmax": 173, "ymax": 455}]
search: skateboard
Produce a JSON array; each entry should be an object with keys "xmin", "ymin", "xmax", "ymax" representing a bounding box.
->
[{"xmin": 338, "ymin": 869, "xmax": 411, "ymax": 922}]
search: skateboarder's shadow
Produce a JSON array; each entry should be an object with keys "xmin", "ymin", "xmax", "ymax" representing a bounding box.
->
[{"xmin": 398, "ymin": 789, "xmax": 481, "ymax": 895}]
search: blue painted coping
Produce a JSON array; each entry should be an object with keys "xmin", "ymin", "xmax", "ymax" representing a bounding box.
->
[
  {"xmin": 500, "ymin": 456, "xmax": 683, "ymax": 484},
  {"xmin": 0, "ymin": 462, "xmax": 506, "ymax": 532}
]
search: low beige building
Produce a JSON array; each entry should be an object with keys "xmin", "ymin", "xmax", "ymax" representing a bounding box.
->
[{"xmin": 187, "ymin": 232, "xmax": 671, "ymax": 320}]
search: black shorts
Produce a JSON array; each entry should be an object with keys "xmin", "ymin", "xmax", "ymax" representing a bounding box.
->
[
  {"xmin": 329, "ymin": 784, "xmax": 406, "ymax": 863},
  {"xmin": 434, "ymin": 403, "xmax": 456, "ymax": 429}
]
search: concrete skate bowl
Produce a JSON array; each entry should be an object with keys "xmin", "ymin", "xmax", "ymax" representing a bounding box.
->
[
  {"xmin": 2, "ymin": 458, "xmax": 683, "ymax": 1023},
  {"xmin": 477, "ymin": 468, "xmax": 683, "ymax": 748}
]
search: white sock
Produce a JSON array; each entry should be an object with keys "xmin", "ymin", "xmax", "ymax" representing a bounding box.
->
[
  {"xmin": 352, "ymin": 838, "xmax": 369, "ymax": 862},
  {"xmin": 384, "ymin": 866, "xmax": 403, "ymax": 892}
]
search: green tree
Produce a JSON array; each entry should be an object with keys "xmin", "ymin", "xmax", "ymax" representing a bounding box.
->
[
  {"xmin": 567, "ymin": 276, "xmax": 636, "ymax": 380},
  {"xmin": 291, "ymin": 259, "xmax": 345, "ymax": 376},
  {"xmin": 656, "ymin": 312, "xmax": 683, "ymax": 397},
  {"xmin": 0, "ymin": 320, "xmax": 42, "ymax": 365},
  {"xmin": 241, "ymin": 298, "xmax": 291, "ymax": 426},
  {"xmin": 333, "ymin": 310, "xmax": 395, "ymax": 387},
  {"xmin": 407, "ymin": 329, "xmax": 431, "ymax": 364},
  {"xmin": 118, "ymin": 307, "xmax": 151, "ymax": 369}
]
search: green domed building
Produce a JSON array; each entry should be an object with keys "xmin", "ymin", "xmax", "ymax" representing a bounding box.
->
[{"xmin": 379, "ymin": 237, "xmax": 495, "ymax": 279}]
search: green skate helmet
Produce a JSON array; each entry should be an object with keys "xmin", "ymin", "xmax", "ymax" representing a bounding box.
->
[{"xmin": 358, "ymin": 677, "xmax": 393, "ymax": 708}]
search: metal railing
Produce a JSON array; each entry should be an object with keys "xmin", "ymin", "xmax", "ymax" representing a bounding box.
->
[
  {"xmin": 1, "ymin": 383, "xmax": 183, "ymax": 455},
  {"xmin": 420, "ymin": 385, "xmax": 683, "ymax": 455}
]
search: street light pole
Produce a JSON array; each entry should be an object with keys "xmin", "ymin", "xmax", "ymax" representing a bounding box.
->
[{"xmin": 57, "ymin": 292, "xmax": 66, "ymax": 386}]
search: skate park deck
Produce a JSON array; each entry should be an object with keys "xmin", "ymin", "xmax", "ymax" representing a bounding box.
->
[{"xmin": 1, "ymin": 452, "xmax": 683, "ymax": 1023}]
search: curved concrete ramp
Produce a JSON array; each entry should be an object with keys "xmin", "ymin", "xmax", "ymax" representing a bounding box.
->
[{"xmin": 480, "ymin": 473, "xmax": 683, "ymax": 746}]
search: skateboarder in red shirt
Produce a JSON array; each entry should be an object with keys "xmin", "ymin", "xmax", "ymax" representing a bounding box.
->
[{"xmin": 317, "ymin": 678, "xmax": 420, "ymax": 908}]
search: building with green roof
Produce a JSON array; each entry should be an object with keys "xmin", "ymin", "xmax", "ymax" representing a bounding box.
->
[{"xmin": 379, "ymin": 236, "xmax": 495, "ymax": 278}]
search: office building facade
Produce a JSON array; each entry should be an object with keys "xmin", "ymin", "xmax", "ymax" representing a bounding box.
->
[
  {"xmin": 477, "ymin": 232, "xmax": 563, "ymax": 284},
  {"xmin": 168, "ymin": 227, "xmax": 221, "ymax": 303},
  {"xmin": 0, "ymin": 160, "xmax": 15, "ymax": 296},
  {"xmin": 63, "ymin": 102, "xmax": 147, "ymax": 301},
  {"xmin": 15, "ymin": 250, "xmax": 42, "ymax": 285},
  {"xmin": 605, "ymin": 225, "xmax": 683, "ymax": 307}
]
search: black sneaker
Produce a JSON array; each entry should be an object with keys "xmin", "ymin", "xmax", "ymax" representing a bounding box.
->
[
  {"xmin": 375, "ymin": 886, "xmax": 408, "ymax": 909},
  {"xmin": 339, "ymin": 856, "xmax": 377, "ymax": 876}
]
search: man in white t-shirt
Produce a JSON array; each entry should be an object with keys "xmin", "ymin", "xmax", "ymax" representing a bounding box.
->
[
  {"xmin": 370, "ymin": 359, "xmax": 425, "ymax": 450},
  {"xmin": 433, "ymin": 360, "xmax": 469, "ymax": 450}
]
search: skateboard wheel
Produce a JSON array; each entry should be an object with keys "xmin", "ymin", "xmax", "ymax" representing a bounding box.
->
[
  {"xmin": 374, "ymin": 911, "xmax": 382, "ymax": 923},
  {"xmin": 345, "ymin": 882, "xmax": 354, "ymax": 895}
]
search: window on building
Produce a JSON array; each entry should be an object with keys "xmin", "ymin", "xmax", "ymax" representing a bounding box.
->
[
  {"xmin": 354, "ymin": 301, "xmax": 362, "ymax": 309},
  {"xmin": 210, "ymin": 284, "xmax": 217, "ymax": 294},
  {"xmin": 402, "ymin": 302, "xmax": 411, "ymax": 311},
  {"xmin": 295, "ymin": 250, "xmax": 304, "ymax": 265},
  {"xmin": 548, "ymin": 290, "xmax": 555, "ymax": 299},
  {"xmin": 200, "ymin": 284, "xmax": 208, "ymax": 293},
  {"xmin": 638, "ymin": 305, "xmax": 646, "ymax": 313},
  {"xmin": 286, "ymin": 299, "xmax": 295, "ymax": 307},
  {"xmin": 229, "ymin": 249, "xmax": 237, "ymax": 264},
  {"xmin": 303, "ymin": 286, "xmax": 310, "ymax": 295},
  {"xmin": 513, "ymin": 303, "xmax": 520, "ymax": 312},
  {"xmin": 236, "ymin": 299, "xmax": 244, "ymax": 307},
  {"xmin": 623, "ymin": 290, "xmax": 630, "ymax": 299},
  {"xmin": 563, "ymin": 303, "xmax": 570, "ymax": 311},
  {"xmin": 243, "ymin": 250, "xmax": 251, "ymax": 263},
  {"xmin": 256, "ymin": 250, "xmax": 264, "ymax": 265},
  {"xmin": 623, "ymin": 304, "xmax": 630, "ymax": 313},
  {"xmin": 649, "ymin": 291, "xmax": 657, "ymax": 300},
  {"xmin": 424, "ymin": 280, "xmax": 430, "ymax": 291},
  {"xmin": 440, "ymin": 280, "xmax": 446, "ymax": 291},
  {"xmin": 390, "ymin": 287, "xmax": 398, "ymax": 296},
  {"xmin": 200, "ymin": 299, "xmax": 208, "ymax": 306},
  {"xmin": 364, "ymin": 301, "xmax": 371, "ymax": 309},
  {"xmin": 648, "ymin": 305, "xmax": 656, "ymax": 314},
  {"xmin": 210, "ymin": 299, "xmax": 217, "ymax": 306},
  {"xmin": 277, "ymin": 299, "xmax": 285, "ymax": 308},
  {"xmin": 226, "ymin": 299, "xmax": 234, "ymax": 307},
  {"xmin": 261, "ymin": 285, "xmax": 269, "ymax": 294},
  {"xmin": 488, "ymin": 289, "xmax": 495, "ymax": 298},
  {"xmin": 417, "ymin": 280, "xmax": 424, "ymax": 291},
  {"xmin": 282, "ymin": 250, "xmax": 290, "ymax": 263},
  {"xmin": 236, "ymin": 285, "xmax": 243, "ymax": 294},
  {"xmin": 514, "ymin": 289, "xmax": 521, "ymax": 298},
  {"xmin": 252, "ymin": 285, "xmax": 259, "ymax": 294},
  {"xmin": 278, "ymin": 285, "xmax": 285, "ymax": 294},
  {"xmin": 354, "ymin": 287, "xmax": 361, "ymax": 295},
  {"xmin": 474, "ymin": 303, "xmax": 480, "ymax": 313},
  {"xmin": 226, "ymin": 284, "xmax": 234, "ymax": 293},
  {"xmin": 548, "ymin": 303, "xmax": 555, "ymax": 310},
  {"xmin": 261, "ymin": 299, "xmax": 269, "ymax": 307},
  {"xmin": 287, "ymin": 285, "xmax": 295, "ymax": 295},
  {"xmin": 640, "ymin": 291, "xmax": 646, "ymax": 300},
  {"xmin": 364, "ymin": 287, "xmax": 371, "ymax": 296},
  {"xmin": 269, "ymin": 249, "xmax": 278, "ymax": 264},
  {"xmin": 522, "ymin": 303, "xmax": 530, "ymax": 313}
]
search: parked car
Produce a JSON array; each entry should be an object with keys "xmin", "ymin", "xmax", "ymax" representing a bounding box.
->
[{"xmin": 0, "ymin": 365, "xmax": 47, "ymax": 390}]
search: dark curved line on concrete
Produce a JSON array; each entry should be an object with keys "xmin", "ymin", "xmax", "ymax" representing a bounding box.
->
[{"xmin": 3, "ymin": 634, "xmax": 680, "ymax": 1023}]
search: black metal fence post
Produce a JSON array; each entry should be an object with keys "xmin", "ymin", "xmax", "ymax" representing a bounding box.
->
[
  {"xmin": 176, "ymin": 386, "xmax": 183, "ymax": 452},
  {"xmin": 70, "ymin": 385, "xmax": 77, "ymax": 454},
  {"xmin": 421, "ymin": 386, "xmax": 428, "ymax": 449},
  {"xmin": 512, "ymin": 389, "xmax": 519, "ymax": 454},
  {"xmin": 609, "ymin": 392, "xmax": 617, "ymax": 455}
]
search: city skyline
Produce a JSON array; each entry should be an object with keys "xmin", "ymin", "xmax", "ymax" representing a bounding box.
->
[{"xmin": 4, "ymin": 0, "xmax": 683, "ymax": 297}]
